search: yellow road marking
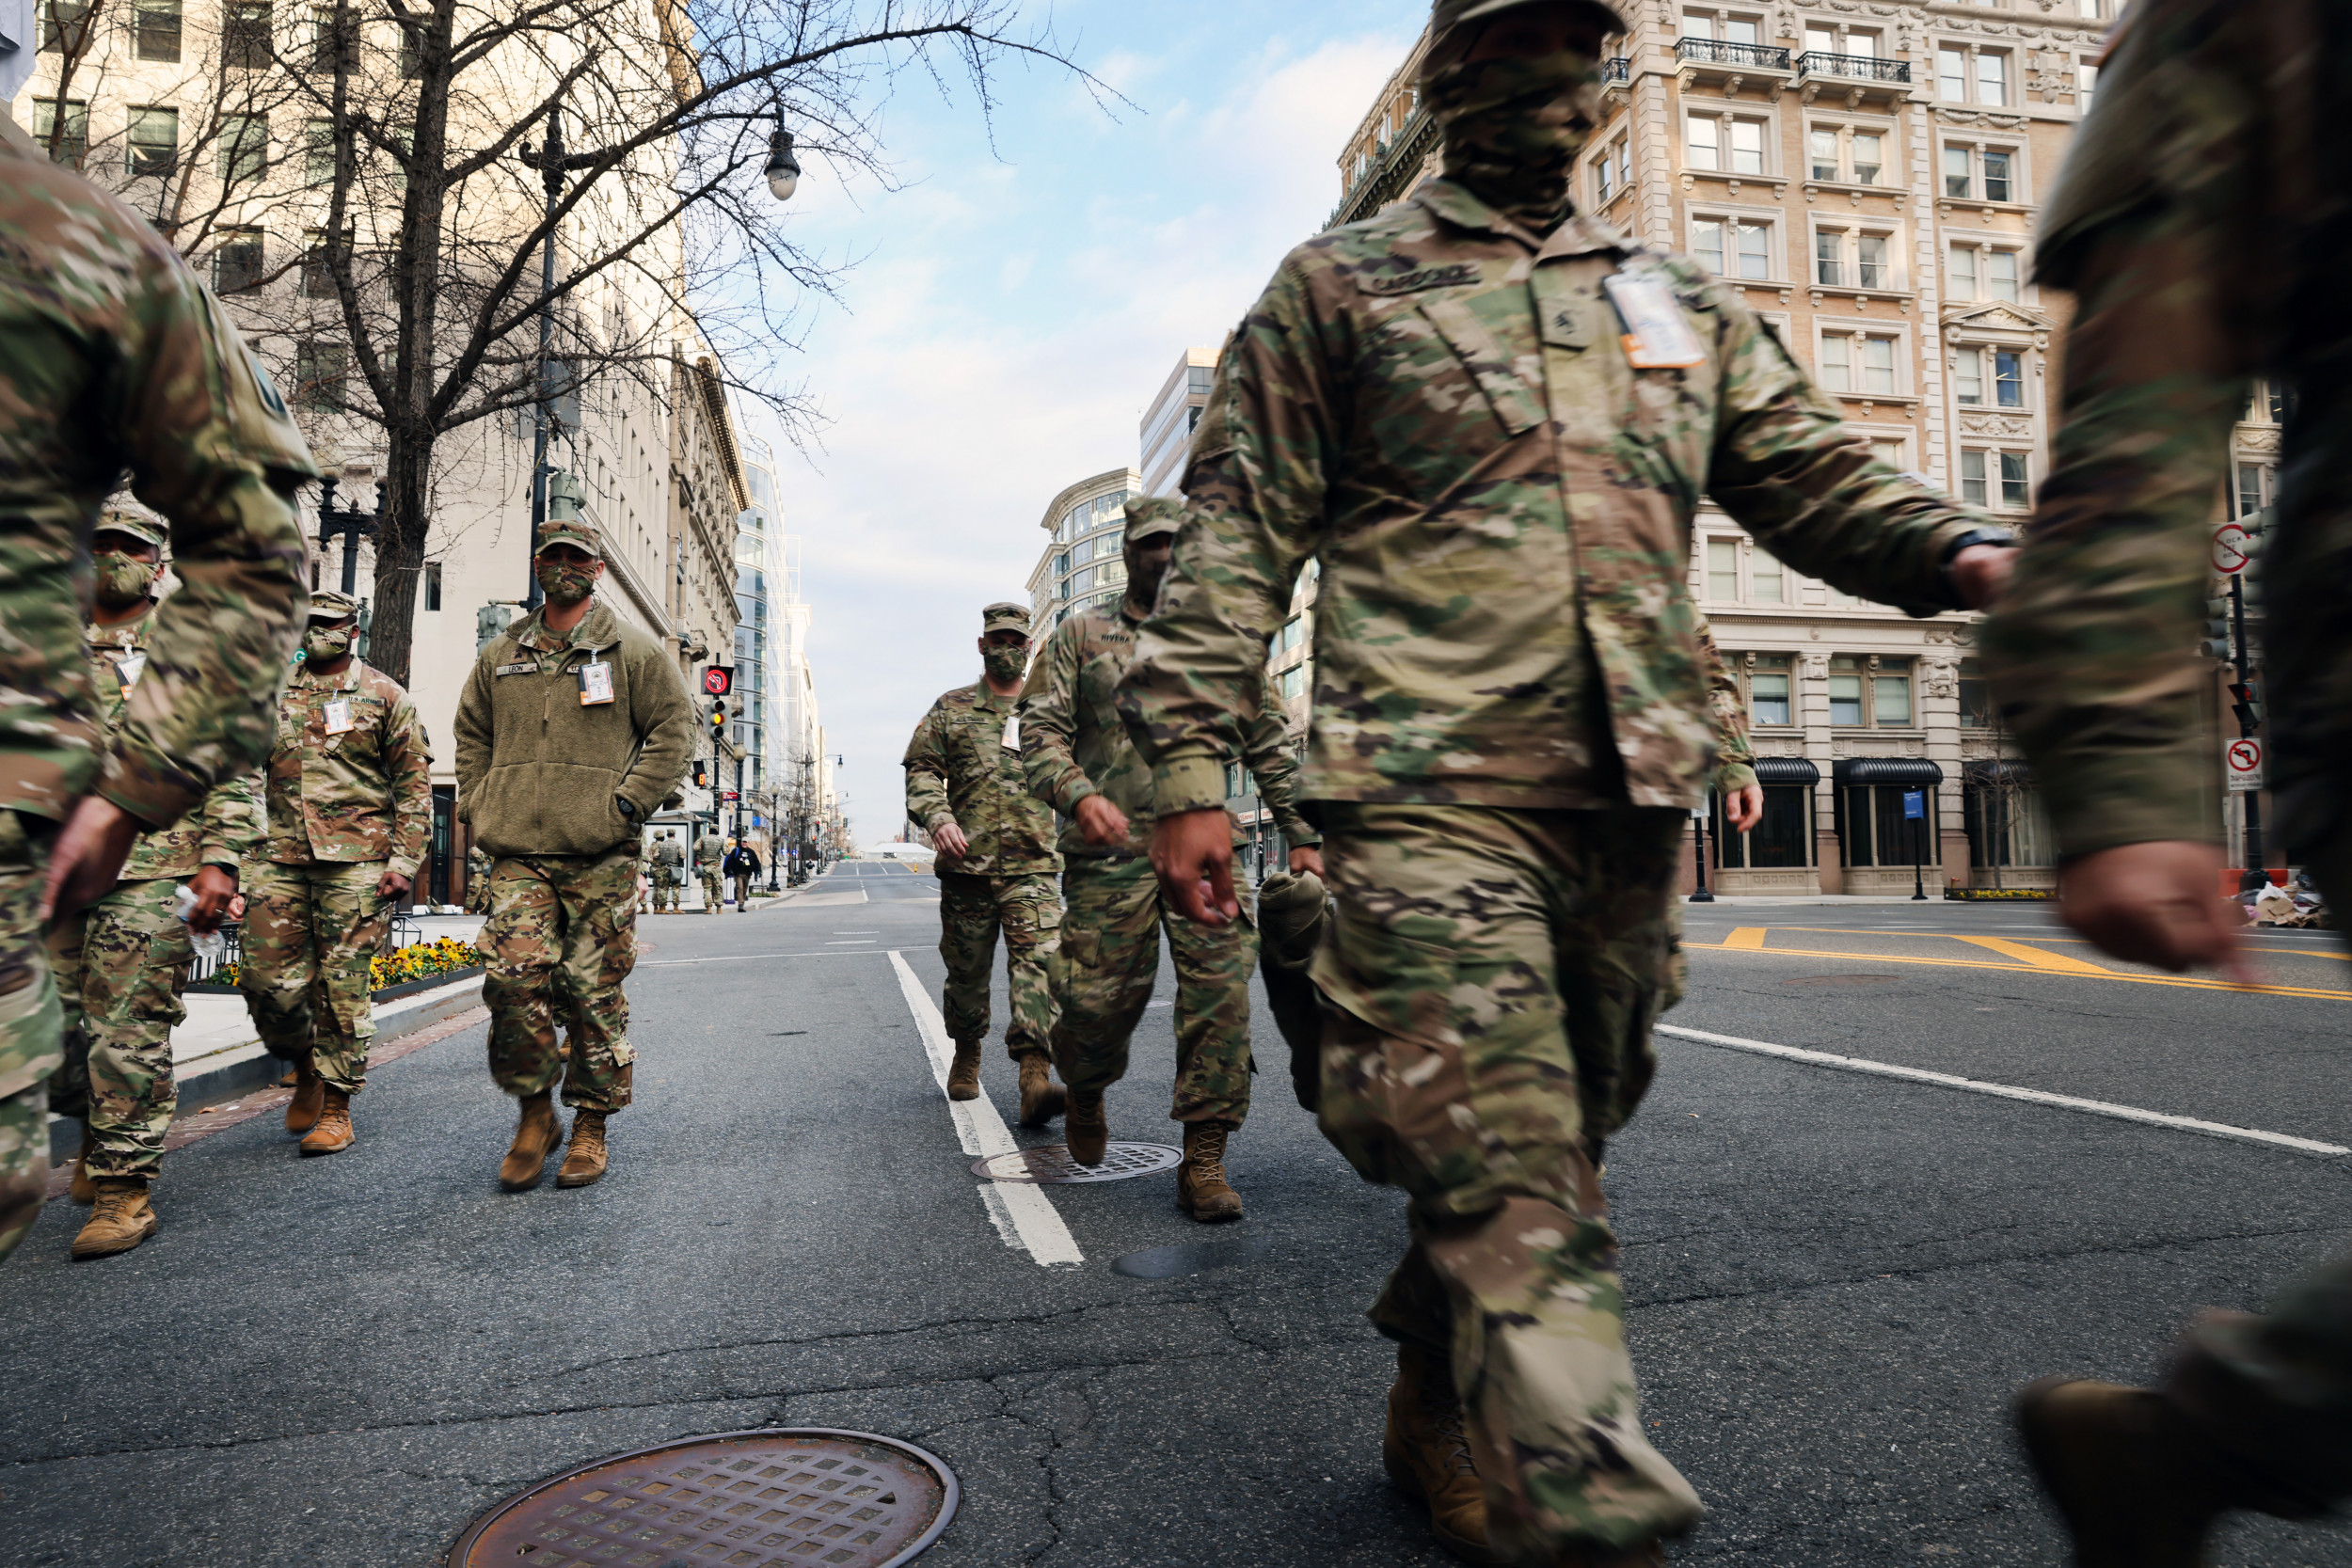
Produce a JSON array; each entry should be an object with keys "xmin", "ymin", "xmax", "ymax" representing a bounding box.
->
[
  {"xmin": 1947, "ymin": 935, "xmax": 2112, "ymax": 975},
  {"xmin": 1775, "ymin": 926, "xmax": 2346, "ymax": 958},
  {"xmin": 1686, "ymin": 942, "xmax": 2352, "ymax": 1001},
  {"xmin": 1724, "ymin": 927, "xmax": 1769, "ymax": 950}
]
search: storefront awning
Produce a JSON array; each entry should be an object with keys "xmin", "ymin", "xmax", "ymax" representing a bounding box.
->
[
  {"xmin": 1833, "ymin": 758, "xmax": 1946, "ymax": 788},
  {"xmin": 1963, "ymin": 760, "xmax": 2034, "ymax": 787},
  {"xmin": 1752, "ymin": 757, "xmax": 1821, "ymax": 786}
]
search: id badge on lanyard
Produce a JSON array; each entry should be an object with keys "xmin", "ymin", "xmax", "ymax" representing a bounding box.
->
[
  {"xmin": 1602, "ymin": 273, "xmax": 1707, "ymax": 370},
  {"xmin": 579, "ymin": 660, "xmax": 616, "ymax": 705},
  {"xmin": 323, "ymin": 698, "xmax": 355, "ymax": 736}
]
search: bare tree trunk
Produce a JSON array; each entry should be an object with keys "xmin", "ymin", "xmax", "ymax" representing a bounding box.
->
[{"xmin": 370, "ymin": 436, "xmax": 431, "ymax": 685}]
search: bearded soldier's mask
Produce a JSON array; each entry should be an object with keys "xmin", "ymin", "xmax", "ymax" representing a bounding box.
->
[
  {"xmin": 1423, "ymin": 47, "xmax": 1604, "ymax": 236},
  {"xmin": 93, "ymin": 552, "xmax": 160, "ymax": 610},
  {"xmin": 983, "ymin": 644, "xmax": 1027, "ymax": 682},
  {"xmin": 1120, "ymin": 497, "xmax": 1186, "ymax": 615},
  {"xmin": 535, "ymin": 555, "xmax": 597, "ymax": 608},
  {"xmin": 304, "ymin": 621, "xmax": 357, "ymax": 661}
]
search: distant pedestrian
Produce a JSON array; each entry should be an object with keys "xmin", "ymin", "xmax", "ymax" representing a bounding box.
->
[
  {"xmin": 651, "ymin": 831, "xmax": 684, "ymax": 912},
  {"xmin": 454, "ymin": 514, "xmax": 692, "ymax": 1193},
  {"xmin": 724, "ymin": 844, "xmax": 761, "ymax": 911},
  {"xmin": 695, "ymin": 832, "xmax": 723, "ymax": 913}
]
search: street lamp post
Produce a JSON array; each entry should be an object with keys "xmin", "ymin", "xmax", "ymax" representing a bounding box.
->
[{"xmin": 314, "ymin": 474, "xmax": 378, "ymax": 598}]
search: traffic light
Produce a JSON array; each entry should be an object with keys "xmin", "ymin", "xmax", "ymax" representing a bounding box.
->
[
  {"xmin": 2229, "ymin": 680, "xmax": 2264, "ymax": 735},
  {"xmin": 691, "ymin": 760, "xmax": 709, "ymax": 788},
  {"xmin": 708, "ymin": 701, "xmax": 727, "ymax": 730},
  {"xmin": 2203, "ymin": 597, "xmax": 2233, "ymax": 661}
]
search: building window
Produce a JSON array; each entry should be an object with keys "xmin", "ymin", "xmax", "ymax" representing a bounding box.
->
[
  {"xmin": 1706, "ymin": 538, "xmax": 1740, "ymax": 600},
  {"xmin": 397, "ymin": 18, "xmax": 421, "ymax": 77},
  {"xmin": 1948, "ymin": 244, "xmax": 2021, "ymax": 303},
  {"xmin": 1869, "ymin": 436, "xmax": 1909, "ymax": 472},
  {"xmin": 134, "ymin": 0, "xmax": 182, "ymax": 60},
  {"xmin": 1962, "ymin": 450, "xmax": 2032, "ymax": 509},
  {"xmin": 424, "ymin": 562, "xmax": 442, "ymax": 610},
  {"xmin": 1814, "ymin": 230, "xmax": 1896, "ymax": 291},
  {"xmin": 1955, "ymin": 347, "xmax": 1984, "ymax": 404},
  {"xmin": 1943, "ymin": 145, "xmax": 2022, "ymax": 204},
  {"xmin": 127, "ymin": 105, "xmax": 178, "ymax": 177},
  {"xmin": 213, "ymin": 227, "xmax": 264, "ymax": 293},
  {"xmin": 1937, "ymin": 46, "xmax": 1965, "ymax": 101},
  {"xmin": 32, "ymin": 99, "xmax": 88, "ymax": 166},
  {"xmin": 1840, "ymin": 785, "xmax": 1938, "ymax": 869},
  {"xmin": 1683, "ymin": 10, "xmax": 1764, "ymax": 45},
  {"xmin": 1748, "ymin": 654, "xmax": 1792, "ymax": 725},
  {"xmin": 219, "ymin": 113, "xmax": 268, "ymax": 184},
  {"xmin": 2245, "ymin": 381, "xmax": 2292, "ymax": 424},
  {"xmin": 225, "ymin": 1, "xmax": 272, "ymax": 68},
  {"xmin": 1692, "ymin": 215, "xmax": 1771, "ymax": 280},
  {"xmin": 2000, "ymin": 451, "xmax": 2030, "ymax": 508},
  {"xmin": 1808, "ymin": 124, "xmax": 1883, "ymax": 184},
  {"xmin": 1686, "ymin": 113, "xmax": 1768, "ymax": 175},
  {"xmin": 308, "ymin": 3, "xmax": 356, "ymax": 73},
  {"xmin": 299, "ymin": 229, "xmax": 336, "ymax": 298},
  {"xmin": 1959, "ymin": 667, "xmax": 1994, "ymax": 728},
  {"xmin": 1753, "ymin": 549, "xmax": 1785, "ymax": 604},
  {"xmin": 1994, "ymin": 349, "xmax": 2025, "ymax": 408},
  {"xmin": 294, "ymin": 341, "xmax": 346, "ymax": 410},
  {"xmin": 1982, "ymin": 149, "xmax": 2013, "ymax": 202},
  {"xmin": 1976, "ymin": 51, "xmax": 2009, "ymax": 106},
  {"xmin": 38, "ymin": 0, "xmax": 89, "ymax": 51},
  {"xmin": 1826, "ymin": 657, "xmax": 1915, "ymax": 728},
  {"xmin": 306, "ymin": 117, "xmax": 336, "ymax": 184},
  {"xmin": 1819, "ymin": 331, "xmax": 1897, "ymax": 395},
  {"xmin": 1874, "ymin": 671, "xmax": 1913, "ymax": 726},
  {"xmin": 1828, "ymin": 658, "xmax": 1865, "ymax": 725},
  {"xmin": 1715, "ymin": 783, "xmax": 1814, "ymax": 871},
  {"xmin": 2235, "ymin": 463, "xmax": 2274, "ymax": 519},
  {"xmin": 2077, "ymin": 60, "xmax": 2099, "ymax": 111}
]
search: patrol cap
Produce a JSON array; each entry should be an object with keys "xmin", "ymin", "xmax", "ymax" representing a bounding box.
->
[
  {"xmin": 1122, "ymin": 496, "xmax": 1187, "ymax": 545},
  {"xmin": 534, "ymin": 518, "xmax": 605, "ymax": 560},
  {"xmin": 981, "ymin": 601, "xmax": 1032, "ymax": 637},
  {"xmin": 1430, "ymin": 0, "xmax": 1628, "ymax": 49},
  {"xmin": 93, "ymin": 512, "xmax": 169, "ymax": 554},
  {"xmin": 310, "ymin": 587, "xmax": 360, "ymax": 622}
]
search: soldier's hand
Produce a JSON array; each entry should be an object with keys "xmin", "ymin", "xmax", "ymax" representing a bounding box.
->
[
  {"xmin": 1074, "ymin": 794, "xmax": 1129, "ymax": 847},
  {"xmin": 931, "ymin": 822, "xmax": 970, "ymax": 861},
  {"xmin": 1288, "ymin": 845, "xmax": 1326, "ymax": 877},
  {"xmin": 40, "ymin": 797, "xmax": 143, "ymax": 922},
  {"xmin": 1950, "ymin": 544, "xmax": 2017, "ymax": 610},
  {"xmin": 187, "ymin": 864, "xmax": 238, "ymax": 932},
  {"xmin": 377, "ymin": 869, "xmax": 412, "ymax": 902},
  {"xmin": 2058, "ymin": 841, "xmax": 2256, "ymax": 984},
  {"xmin": 1724, "ymin": 784, "xmax": 1764, "ymax": 833},
  {"xmin": 1152, "ymin": 809, "xmax": 1239, "ymax": 927}
]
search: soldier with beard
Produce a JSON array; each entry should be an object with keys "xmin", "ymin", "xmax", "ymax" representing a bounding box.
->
[{"xmin": 1115, "ymin": 1, "xmax": 2013, "ymax": 1560}]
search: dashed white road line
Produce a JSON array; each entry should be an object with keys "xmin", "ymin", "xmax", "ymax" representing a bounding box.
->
[
  {"xmin": 887, "ymin": 949, "xmax": 1084, "ymax": 1267},
  {"xmin": 1658, "ymin": 1024, "xmax": 2352, "ymax": 1158}
]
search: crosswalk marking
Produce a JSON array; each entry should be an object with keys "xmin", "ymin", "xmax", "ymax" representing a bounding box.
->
[
  {"xmin": 1724, "ymin": 927, "xmax": 1768, "ymax": 950},
  {"xmin": 1947, "ymin": 935, "xmax": 2112, "ymax": 974}
]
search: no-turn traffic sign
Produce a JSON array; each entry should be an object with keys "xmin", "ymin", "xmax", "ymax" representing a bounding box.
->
[
  {"xmin": 2213, "ymin": 523, "xmax": 2253, "ymax": 576},
  {"xmin": 2225, "ymin": 736, "xmax": 2265, "ymax": 792},
  {"xmin": 702, "ymin": 666, "xmax": 735, "ymax": 697}
]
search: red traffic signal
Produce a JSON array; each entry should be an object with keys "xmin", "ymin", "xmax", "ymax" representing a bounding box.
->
[{"xmin": 702, "ymin": 666, "xmax": 734, "ymax": 696}]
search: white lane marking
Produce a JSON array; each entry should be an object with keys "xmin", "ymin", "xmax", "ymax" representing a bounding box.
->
[
  {"xmin": 1658, "ymin": 1024, "xmax": 2352, "ymax": 1157},
  {"xmin": 888, "ymin": 949, "xmax": 1084, "ymax": 1267},
  {"xmin": 646, "ymin": 950, "xmax": 902, "ymax": 965},
  {"xmin": 826, "ymin": 941, "xmax": 877, "ymax": 945}
]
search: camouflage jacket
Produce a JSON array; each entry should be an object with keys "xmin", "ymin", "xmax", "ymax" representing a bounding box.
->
[
  {"xmin": 84, "ymin": 609, "xmax": 260, "ymax": 881},
  {"xmin": 0, "ymin": 114, "xmax": 311, "ymax": 839},
  {"xmin": 651, "ymin": 841, "xmax": 684, "ymax": 871},
  {"xmin": 695, "ymin": 836, "xmax": 723, "ymax": 872},
  {"xmin": 1114, "ymin": 180, "xmax": 1985, "ymax": 816},
  {"xmin": 264, "ymin": 659, "xmax": 433, "ymax": 876},
  {"xmin": 1023, "ymin": 599, "xmax": 1318, "ymax": 858},
  {"xmin": 1980, "ymin": 0, "xmax": 2341, "ymax": 859},
  {"xmin": 902, "ymin": 682, "xmax": 1062, "ymax": 876},
  {"xmin": 1698, "ymin": 616, "xmax": 1756, "ymax": 794}
]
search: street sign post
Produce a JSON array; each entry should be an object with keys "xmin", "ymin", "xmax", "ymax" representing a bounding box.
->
[
  {"xmin": 2226, "ymin": 736, "xmax": 2265, "ymax": 793},
  {"xmin": 1904, "ymin": 789, "xmax": 1928, "ymax": 900},
  {"xmin": 2212, "ymin": 523, "xmax": 2253, "ymax": 576},
  {"xmin": 702, "ymin": 666, "xmax": 735, "ymax": 696}
]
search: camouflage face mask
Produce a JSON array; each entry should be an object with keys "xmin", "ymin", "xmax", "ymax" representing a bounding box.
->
[
  {"xmin": 535, "ymin": 557, "xmax": 596, "ymax": 607},
  {"xmin": 1423, "ymin": 49, "xmax": 1602, "ymax": 234},
  {"xmin": 92, "ymin": 552, "xmax": 160, "ymax": 610},
  {"xmin": 1123, "ymin": 544, "xmax": 1171, "ymax": 610},
  {"xmin": 983, "ymin": 645, "xmax": 1027, "ymax": 682},
  {"xmin": 303, "ymin": 623, "xmax": 355, "ymax": 661}
]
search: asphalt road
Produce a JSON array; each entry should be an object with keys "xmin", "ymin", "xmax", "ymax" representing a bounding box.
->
[{"xmin": 1, "ymin": 871, "xmax": 2347, "ymax": 1566}]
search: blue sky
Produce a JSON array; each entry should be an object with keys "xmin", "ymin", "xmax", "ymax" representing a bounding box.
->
[{"xmin": 740, "ymin": 0, "xmax": 1426, "ymax": 844}]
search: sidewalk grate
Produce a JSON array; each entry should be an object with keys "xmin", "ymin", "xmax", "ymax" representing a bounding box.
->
[
  {"xmin": 970, "ymin": 1141, "xmax": 1181, "ymax": 1184},
  {"xmin": 446, "ymin": 1428, "xmax": 958, "ymax": 1568}
]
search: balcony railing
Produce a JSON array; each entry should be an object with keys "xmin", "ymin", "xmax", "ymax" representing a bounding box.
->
[
  {"xmin": 1601, "ymin": 55, "xmax": 1630, "ymax": 85},
  {"xmin": 1796, "ymin": 51, "xmax": 1913, "ymax": 85},
  {"xmin": 1675, "ymin": 38, "xmax": 1791, "ymax": 71}
]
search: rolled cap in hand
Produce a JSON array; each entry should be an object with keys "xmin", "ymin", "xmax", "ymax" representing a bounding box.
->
[
  {"xmin": 309, "ymin": 587, "xmax": 361, "ymax": 623},
  {"xmin": 1429, "ymin": 0, "xmax": 1627, "ymax": 46},
  {"xmin": 981, "ymin": 601, "xmax": 1032, "ymax": 637},
  {"xmin": 1122, "ymin": 496, "xmax": 1187, "ymax": 545},
  {"xmin": 534, "ymin": 519, "xmax": 604, "ymax": 560}
]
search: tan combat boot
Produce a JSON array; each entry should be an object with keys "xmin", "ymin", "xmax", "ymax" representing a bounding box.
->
[
  {"xmin": 1176, "ymin": 1122, "xmax": 1244, "ymax": 1222},
  {"xmin": 72, "ymin": 1178, "xmax": 158, "ymax": 1260},
  {"xmin": 1016, "ymin": 1053, "xmax": 1065, "ymax": 1127},
  {"xmin": 946, "ymin": 1039, "xmax": 983, "ymax": 1102},
  {"xmin": 299, "ymin": 1087, "xmax": 356, "ymax": 1155},
  {"xmin": 1065, "ymin": 1087, "xmax": 1108, "ymax": 1165},
  {"xmin": 2015, "ymin": 1377, "xmax": 2237, "ymax": 1568},
  {"xmin": 69, "ymin": 1121, "xmax": 95, "ymax": 1205},
  {"xmin": 1384, "ymin": 1340, "xmax": 1495, "ymax": 1565},
  {"xmin": 285, "ymin": 1054, "xmax": 325, "ymax": 1135},
  {"xmin": 557, "ymin": 1110, "xmax": 609, "ymax": 1187},
  {"xmin": 498, "ymin": 1090, "xmax": 560, "ymax": 1192}
]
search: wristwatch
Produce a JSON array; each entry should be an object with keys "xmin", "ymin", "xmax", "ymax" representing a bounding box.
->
[{"xmin": 1939, "ymin": 527, "xmax": 2018, "ymax": 603}]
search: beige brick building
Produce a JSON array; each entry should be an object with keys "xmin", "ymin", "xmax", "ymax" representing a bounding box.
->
[{"xmin": 1314, "ymin": 0, "xmax": 2288, "ymax": 895}]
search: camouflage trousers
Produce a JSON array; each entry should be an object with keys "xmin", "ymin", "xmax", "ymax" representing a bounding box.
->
[
  {"xmin": 47, "ymin": 877, "xmax": 194, "ymax": 1180},
  {"xmin": 652, "ymin": 870, "xmax": 681, "ymax": 913},
  {"xmin": 1054, "ymin": 855, "xmax": 1256, "ymax": 1128},
  {"xmin": 0, "ymin": 816, "xmax": 60, "ymax": 1267},
  {"xmin": 699, "ymin": 868, "xmax": 722, "ymax": 912},
  {"xmin": 938, "ymin": 870, "xmax": 1059, "ymax": 1059},
  {"xmin": 1313, "ymin": 803, "xmax": 1701, "ymax": 1561},
  {"xmin": 482, "ymin": 849, "xmax": 638, "ymax": 1112},
  {"xmin": 242, "ymin": 860, "xmax": 394, "ymax": 1096}
]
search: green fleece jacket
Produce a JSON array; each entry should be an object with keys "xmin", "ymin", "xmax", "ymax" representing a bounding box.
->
[{"xmin": 453, "ymin": 599, "xmax": 694, "ymax": 858}]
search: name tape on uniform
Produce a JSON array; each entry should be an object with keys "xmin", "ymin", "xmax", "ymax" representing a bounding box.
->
[
  {"xmin": 496, "ymin": 660, "xmax": 536, "ymax": 677},
  {"xmin": 1603, "ymin": 274, "xmax": 1706, "ymax": 370}
]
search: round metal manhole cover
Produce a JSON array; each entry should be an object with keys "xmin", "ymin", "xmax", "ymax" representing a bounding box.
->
[
  {"xmin": 447, "ymin": 1428, "xmax": 957, "ymax": 1568},
  {"xmin": 970, "ymin": 1141, "xmax": 1181, "ymax": 1183}
]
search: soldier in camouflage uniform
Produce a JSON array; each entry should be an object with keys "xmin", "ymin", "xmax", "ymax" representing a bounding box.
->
[
  {"xmin": 694, "ymin": 831, "xmax": 723, "ymax": 913},
  {"xmin": 1975, "ymin": 2, "xmax": 2352, "ymax": 1555},
  {"xmin": 0, "ymin": 112, "xmax": 311, "ymax": 1268},
  {"xmin": 47, "ymin": 515, "xmax": 261, "ymax": 1259},
  {"xmin": 242, "ymin": 587, "xmax": 432, "ymax": 1157},
  {"xmin": 650, "ymin": 832, "xmax": 684, "ymax": 913},
  {"xmin": 902, "ymin": 603, "xmax": 1068, "ymax": 1124},
  {"xmin": 1114, "ymin": 2, "xmax": 2012, "ymax": 1559},
  {"xmin": 1023, "ymin": 500, "xmax": 1321, "ymax": 1223},
  {"xmin": 466, "ymin": 845, "xmax": 494, "ymax": 914},
  {"xmin": 455, "ymin": 515, "xmax": 692, "ymax": 1192}
]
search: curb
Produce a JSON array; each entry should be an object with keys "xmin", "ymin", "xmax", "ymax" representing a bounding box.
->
[{"xmin": 46, "ymin": 972, "xmax": 488, "ymax": 1163}]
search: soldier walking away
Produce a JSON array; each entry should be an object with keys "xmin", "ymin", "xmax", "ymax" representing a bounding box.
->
[
  {"xmin": 902, "ymin": 603, "xmax": 1068, "ymax": 1125},
  {"xmin": 241, "ymin": 588, "xmax": 432, "ymax": 1159},
  {"xmin": 49, "ymin": 516, "xmax": 260, "ymax": 1259},
  {"xmin": 454, "ymin": 515, "xmax": 691, "ymax": 1193},
  {"xmin": 1117, "ymin": 1, "xmax": 2014, "ymax": 1558},
  {"xmin": 1976, "ymin": 3, "xmax": 2352, "ymax": 1559},
  {"xmin": 466, "ymin": 844, "xmax": 494, "ymax": 915},
  {"xmin": 725, "ymin": 841, "xmax": 761, "ymax": 911},
  {"xmin": 651, "ymin": 831, "xmax": 685, "ymax": 913},
  {"xmin": 1023, "ymin": 502, "xmax": 1322, "ymax": 1222},
  {"xmin": 0, "ymin": 111, "xmax": 312, "ymax": 1269},
  {"xmin": 695, "ymin": 831, "xmax": 723, "ymax": 913}
]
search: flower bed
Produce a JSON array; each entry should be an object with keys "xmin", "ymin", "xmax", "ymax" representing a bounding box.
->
[{"xmin": 219, "ymin": 936, "xmax": 484, "ymax": 992}]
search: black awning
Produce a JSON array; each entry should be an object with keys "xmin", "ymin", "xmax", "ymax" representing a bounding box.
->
[
  {"xmin": 1833, "ymin": 757, "xmax": 1946, "ymax": 788},
  {"xmin": 1752, "ymin": 756, "xmax": 1821, "ymax": 786},
  {"xmin": 1963, "ymin": 759, "xmax": 2033, "ymax": 786}
]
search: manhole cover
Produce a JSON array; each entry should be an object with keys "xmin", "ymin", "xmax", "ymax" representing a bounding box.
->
[
  {"xmin": 446, "ymin": 1428, "xmax": 958, "ymax": 1568},
  {"xmin": 1113, "ymin": 1234, "xmax": 1271, "ymax": 1279},
  {"xmin": 1780, "ymin": 974, "xmax": 1897, "ymax": 987},
  {"xmin": 970, "ymin": 1141, "xmax": 1181, "ymax": 1183}
]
